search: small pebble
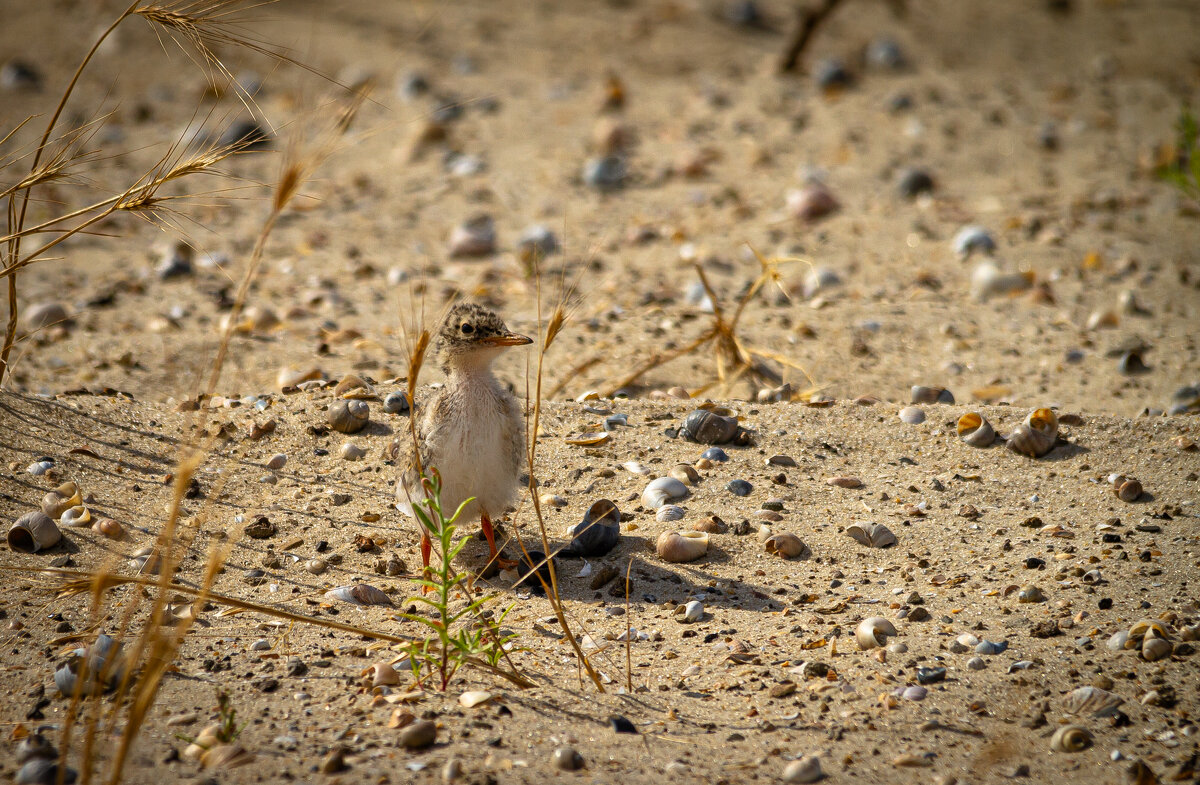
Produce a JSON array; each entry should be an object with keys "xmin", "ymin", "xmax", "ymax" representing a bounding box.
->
[
  {"xmin": 398, "ymin": 719, "xmax": 437, "ymax": 749},
  {"xmin": 583, "ymin": 155, "xmax": 627, "ymax": 190},
  {"xmin": 726, "ymin": 479, "xmax": 753, "ymax": 496},
  {"xmin": 897, "ymin": 168, "xmax": 934, "ymax": 199},
  {"xmin": 383, "ymin": 391, "xmax": 410, "ymax": 414},
  {"xmin": 552, "ymin": 746, "xmax": 584, "ymax": 771}
]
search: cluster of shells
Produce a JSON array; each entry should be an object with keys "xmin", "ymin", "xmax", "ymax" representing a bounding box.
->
[
  {"xmin": 1107, "ymin": 619, "xmax": 1184, "ymax": 662},
  {"xmin": 955, "ymin": 407, "xmax": 1060, "ymax": 458},
  {"xmin": 8, "ymin": 479, "xmax": 122, "ymax": 554}
]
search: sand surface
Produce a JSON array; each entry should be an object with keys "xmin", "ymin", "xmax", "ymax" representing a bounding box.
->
[{"xmin": 1, "ymin": 0, "xmax": 1199, "ymax": 783}]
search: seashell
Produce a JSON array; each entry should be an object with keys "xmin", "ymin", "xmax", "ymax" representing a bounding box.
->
[
  {"xmin": 764, "ymin": 533, "xmax": 810, "ymax": 560},
  {"xmin": 669, "ymin": 463, "xmax": 700, "ymax": 485},
  {"xmin": 1050, "ymin": 725, "xmax": 1092, "ymax": 753},
  {"xmin": 966, "ymin": 656, "xmax": 985, "ymax": 670},
  {"xmin": 896, "ymin": 167, "xmax": 934, "ymax": 198},
  {"xmin": 911, "ymin": 385, "xmax": 954, "ymax": 404},
  {"xmin": 8, "ymin": 511, "xmax": 61, "ymax": 553},
  {"xmin": 459, "ymin": 690, "xmax": 493, "ymax": 708},
  {"xmin": 1106, "ymin": 631, "xmax": 1129, "ymax": 651},
  {"xmin": 539, "ymin": 494, "xmax": 567, "ymax": 508},
  {"xmin": 675, "ymin": 600, "xmax": 704, "ymax": 624},
  {"xmin": 679, "ymin": 409, "xmax": 743, "ymax": 445},
  {"xmin": 641, "ymin": 477, "xmax": 689, "ymax": 509},
  {"xmin": 1017, "ymin": 585, "xmax": 1046, "ymax": 603},
  {"xmin": 42, "ymin": 483, "xmax": 82, "ymax": 518},
  {"xmin": 324, "ymin": 584, "xmax": 393, "ymax": 606},
  {"xmin": 565, "ymin": 432, "xmax": 609, "ymax": 446},
  {"xmin": 1081, "ymin": 569, "xmax": 1103, "ymax": 584},
  {"xmin": 582, "ymin": 155, "xmax": 627, "ymax": 190},
  {"xmin": 565, "ymin": 499, "xmax": 620, "ymax": 557},
  {"xmin": 846, "ymin": 522, "xmax": 896, "ymax": 548},
  {"xmin": 971, "ymin": 260, "xmax": 1034, "ymax": 301},
  {"xmin": 1180, "ymin": 624, "xmax": 1200, "ymax": 642},
  {"xmin": 383, "ymin": 390, "xmax": 410, "ymax": 414},
  {"xmin": 276, "ymin": 366, "xmax": 322, "ymax": 389},
  {"xmin": 1142, "ymin": 636, "xmax": 1172, "ymax": 662},
  {"xmin": 702, "ymin": 447, "xmax": 729, "ymax": 462},
  {"xmin": 1085, "ymin": 308, "xmax": 1119, "ymax": 330},
  {"xmin": 692, "ymin": 516, "xmax": 726, "ymax": 533},
  {"xmin": 92, "ymin": 517, "xmax": 122, "ymax": 539},
  {"xmin": 200, "ymin": 744, "xmax": 255, "ymax": 770},
  {"xmin": 16, "ymin": 758, "xmax": 76, "ymax": 785},
  {"xmin": 24, "ymin": 301, "xmax": 70, "ymax": 331},
  {"xmin": 898, "ymin": 406, "xmax": 925, "ymax": 424},
  {"xmin": 801, "ymin": 266, "xmax": 841, "ymax": 299},
  {"xmin": 656, "ymin": 531, "xmax": 708, "ymax": 563},
  {"xmin": 1006, "ymin": 408, "xmax": 1058, "ymax": 458},
  {"xmin": 1128, "ymin": 619, "xmax": 1170, "ymax": 642},
  {"xmin": 327, "ymin": 399, "xmax": 369, "ymax": 434},
  {"xmin": 54, "ymin": 634, "xmax": 125, "ymax": 697},
  {"xmin": 1117, "ymin": 350, "xmax": 1149, "ymax": 375},
  {"xmin": 362, "ymin": 662, "xmax": 400, "ymax": 687},
  {"xmin": 900, "ymin": 685, "xmax": 927, "ymax": 701},
  {"xmin": 726, "ymin": 479, "xmax": 753, "ymax": 496},
  {"xmin": 603, "ymin": 413, "xmax": 629, "ymax": 431},
  {"xmin": 448, "ymin": 214, "xmax": 496, "ymax": 257},
  {"xmin": 1110, "ymin": 475, "xmax": 1142, "ymax": 502},
  {"xmin": 339, "ymin": 442, "xmax": 366, "ymax": 461},
  {"xmin": 957, "ymin": 412, "xmax": 996, "ymax": 447},
  {"xmin": 856, "ymin": 617, "xmax": 897, "ymax": 650},
  {"xmin": 304, "ymin": 558, "xmax": 327, "ymax": 575},
  {"xmin": 975, "ymin": 640, "xmax": 1008, "ymax": 656},
  {"xmin": 26, "ymin": 460, "xmax": 54, "ymax": 476},
  {"xmin": 335, "ymin": 374, "xmax": 375, "ymax": 399},
  {"xmin": 266, "ymin": 453, "xmax": 287, "ymax": 470},
  {"xmin": 825, "ymin": 476, "xmax": 862, "ymax": 488},
  {"xmin": 59, "ymin": 506, "xmax": 91, "ymax": 527},
  {"xmin": 16, "ymin": 733, "xmax": 56, "ymax": 764},
  {"xmin": 398, "ymin": 719, "xmax": 437, "ymax": 749},
  {"xmin": 517, "ymin": 224, "xmax": 559, "ymax": 263},
  {"xmin": 656, "ymin": 505, "xmax": 686, "ymax": 522},
  {"xmin": 786, "ymin": 184, "xmax": 839, "ymax": 222},
  {"xmin": 952, "ymin": 225, "xmax": 996, "ymax": 259},
  {"xmin": 956, "ymin": 633, "xmax": 980, "ymax": 646},
  {"xmin": 782, "ymin": 755, "xmax": 823, "ymax": 783},
  {"xmin": 1063, "ymin": 686, "xmax": 1123, "ymax": 717},
  {"xmin": 622, "ymin": 461, "xmax": 650, "ymax": 475}
]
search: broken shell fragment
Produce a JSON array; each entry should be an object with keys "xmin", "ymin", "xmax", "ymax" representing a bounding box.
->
[
  {"xmin": 846, "ymin": 522, "xmax": 896, "ymax": 548},
  {"xmin": 782, "ymin": 755, "xmax": 823, "ymax": 783},
  {"xmin": 656, "ymin": 531, "xmax": 709, "ymax": 563},
  {"xmin": 911, "ymin": 385, "xmax": 954, "ymax": 404},
  {"xmin": 8, "ymin": 511, "xmax": 62, "ymax": 553},
  {"xmin": 856, "ymin": 617, "xmax": 897, "ymax": 650},
  {"xmin": 1050, "ymin": 725, "xmax": 1092, "ymax": 753},
  {"xmin": 1006, "ymin": 408, "xmax": 1058, "ymax": 458},
  {"xmin": 565, "ymin": 499, "xmax": 620, "ymax": 557},
  {"xmin": 339, "ymin": 442, "xmax": 367, "ymax": 461},
  {"xmin": 1063, "ymin": 686, "xmax": 1123, "ymax": 717},
  {"xmin": 953, "ymin": 225, "xmax": 996, "ymax": 259},
  {"xmin": 459, "ymin": 690, "xmax": 493, "ymax": 708},
  {"xmin": 328, "ymin": 399, "xmax": 369, "ymax": 434},
  {"xmin": 362, "ymin": 662, "xmax": 400, "ymax": 687},
  {"xmin": 324, "ymin": 584, "xmax": 393, "ymax": 606},
  {"xmin": 656, "ymin": 504, "xmax": 686, "ymax": 522},
  {"xmin": 54, "ymin": 634, "xmax": 125, "ymax": 697},
  {"xmin": 59, "ymin": 506, "xmax": 91, "ymax": 527},
  {"xmin": 641, "ymin": 477, "xmax": 689, "ymax": 509},
  {"xmin": 898, "ymin": 406, "xmax": 925, "ymax": 424},
  {"xmin": 825, "ymin": 476, "xmax": 862, "ymax": 489},
  {"xmin": 335, "ymin": 374, "xmax": 375, "ymax": 399},
  {"xmin": 764, "ymin": 533, "xmax": 811, "ymax": 560},
  {"xmin": 957, "ymin": 412, "xmax": 996, "ymax": 447},
  {"xmin": 1017, "ymin": 585, "xmax": 1046, "ymax": 603},
  {"xmin": 678, "ymin": 409, "xmax": 747, "ymax": 445}
]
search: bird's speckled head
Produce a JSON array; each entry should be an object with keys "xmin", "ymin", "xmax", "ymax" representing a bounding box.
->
[{"xmin": 435, "ymin": 302, "xmax": 531, "ymax": 372}]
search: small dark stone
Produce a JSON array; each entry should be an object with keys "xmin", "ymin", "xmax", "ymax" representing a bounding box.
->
[
  {"xmin": 814, "ymin": 58, "xmax": 853, "ymax": 91},
  {"xmin": 286, "ymin": 658, "xmax": 308, "ymax": 677},
  {"xmin": 1024, "ymin": 557, "xmax": 1045, "ymax": 569},
  {"xmin": 590, "ymin": 565, "xmax": 619, "ymax": 590},
  {"xmin": 252, "ymin": 677, "xmax": 279, "ymax": 693},
  {"xmin": 583, "ymin": 155, "xmax": 627, "ymax": 190},
  {"xmin": 1030, "ymin": 620, "xmax": 1061, "ymax": 639},
  {"xmin": 217, "ymin": 119, "xmax": 271, "ymax": 151},
  {"xmin": 1, "ymin": 60, "xmax": 42, "ymax": 91},
  {"xmin": 916, "ymin": 667, "xmax": 946, "ymax": 685},
  {"xmin": 516, "ymin": 550, "xmax": 553, "ymax": 593},
  {"xmin": 552, "ymin": 746, "xmax": 585, "ymax": 771},
  {"xmin": 1098, "ymin": 597, "xmax": 1113, "ymax": 609},
  {"xmin": 897, "ymin": 168, "xmax": 934, "ymax": 199},
  {"xmin": 609, "ymin": 715, "xmax": 637, "ymax": 734},
  {"xmin": 702, "ymin": 447, "xmax": 729, "ymax": 462},
  {"xmin": 726, "ymin": 479, "xmax": 753, "ymax": 496}
]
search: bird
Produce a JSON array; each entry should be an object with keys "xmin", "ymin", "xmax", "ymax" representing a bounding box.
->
[{"xmin": 395, "ymin": 302, "xmax": 532, "ymax": 575}]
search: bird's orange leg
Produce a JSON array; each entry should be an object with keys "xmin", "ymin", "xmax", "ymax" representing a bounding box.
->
[{"xmin": 480, "ymin": 512, "xmax": 516, "ymax": 570}]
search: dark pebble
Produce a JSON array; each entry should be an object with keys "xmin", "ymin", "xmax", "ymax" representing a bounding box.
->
[
  {"xmin": 216, "ymin": 119, "xmax": 271, "ymax": 151},
  {"xmin": 916, "ymin": 667, "xmax": 946, "ymax": 685},
  {"xmin": 609, "ymin": 715, "xmax": 637, "ymax": 734},
  {"xmin": 726, "ymin": 479, "xmax": 753, "ymax": 496},
  {"xmin": 1024, "ymin": 557, "xmax": 1045, "ymax": 569},
  {"xmin": 814, "ymin": 58, "xmax": 853, "ymax": 90},
  {"xmin": 583, "ymin": 155, "xmax": 627, "ymax": 190},
  {"xmin": 1098, "ymin": 598, "xmax": 1113, "ymax": 609},
  {"xmin": 702, "ymin": 447, "xmax": 729, "ymax": 462},
  {"xmin": 897, "ymin": 168, "xmax": 934, "ymax": 198}
]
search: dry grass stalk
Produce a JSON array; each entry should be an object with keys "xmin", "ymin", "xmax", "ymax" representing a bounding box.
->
[{"xmin": 603, "ymin": 245, "xmax": 819, "ymax": 399}]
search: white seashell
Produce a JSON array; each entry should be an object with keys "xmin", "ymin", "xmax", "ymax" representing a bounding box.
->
[
  {"xmin": 42, "ymin": 483, "xmax": 82, "ymax": 518},
  {"xmin": 846, "ymin": 522, "xmax": 896, "ymax": 548},
  {"xmin": 1006, "ymin": 408, "xmax": 1058, "ymax": 458},
  {"xmin": 856, "ymin": 617, "xmax": 897, "ymax": 650},
  {"xmin": 1142, "ymin": 636, "xmax": 1172, "ymax": 662},
  {"xmin": 1063, "ymin": 686, "xmax": 1123, "ymax": 717},
  {"xmin": 59, "ymin": 506, "xmax": 92, "ymax": 527},
  {"xmin": 324, "ymin": 584, "xmax": 393, "ymax": 606},
  {"xmin": 1106, "ymin": 631, "xmax": 1130, "ymax": 651},
  {"xmin": 782, "ymin": 755, "xmax": 823, "ymax": 783},
  {"xmin": 304, "ymin": 558, "xmax": 327, "ymax": 575},
  {"xmin": 656, "ymin": 531, "xmax": 708, "ymax": 563},
  {"xmin": 957, "ymin": 412, "xmax": 996, "ymax": 447},
  {"xmin": 971, "ymin": 260, "xmax": 1033, "ymax": 301},
  {"xmin": 953, "ymin": 225, "xmax": 996, "ymax": 259},
  {"xmin": 641, "ymin": 477, "xmax": 689, "ymax": 509},
  {"xmin": 966, "ymin": 656, "xmax": 985, "ymax": 670},
  {"xmin": 764, "ymin": 533, "xmax": 811, "ymax": 560},
  {"xmin": 656, "ymin": 505, "xmax": 686, "ymax": 522},
  {"xmin": 801, "ymin": 267, "xmax": 841, "ymax": 299},
  {"xmin": 1050, "ymin": 725, "xmax": 1093, "ymax": 753},
  {"xmin": 26, "ymin": 461, "xmax": 54, "ymax": 476},
  {"xmin": 956, "ymin": 633, "xmax": 980, "ymax": 647},
  {"xmin": 675, "ymin": 600, "xmax": 704, "ymax": 623},
  {"xmin": 898, "ymin": 406, "xmax": 925, "ymax": 424},
  {"xmin": 339, "ymin": 443, "xmax": 365, "ymax": 461},
  {"xmin": 458, "ymin": 691, "xmax": 493, "ymax": 708}
]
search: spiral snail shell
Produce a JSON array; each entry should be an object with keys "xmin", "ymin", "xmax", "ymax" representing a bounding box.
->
[
  {"xmin": 855, "ymin": 617, "xmax": 897, "ymax": 650},
  {"xmin": 957, "ymin": 412, "xmax": 996, "ymax": 447},
  {"xmin": 1006, "ymin": 408, "xmax": 1058, "ymax": 458},
  {"xmin": 678, "ymin": 409, "xmax": 751, "ymax": 445},
  {"xmin": 656, "ymin": 531, "xmax": 709, "ymax": 563},
  {"xmin": 1050, "ymin": 724, "xmax": 1092, "ymax": 753},
  {"xmin": 763, "ymin": 532, "xmax": 811, "ymax": 560},
  {"xmin": 328, "ymin": 399, "xmax": 369, "ymax": 434}
]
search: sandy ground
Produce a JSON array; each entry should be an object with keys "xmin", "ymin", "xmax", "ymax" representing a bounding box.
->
[{"xmin": 2, "ymin": 0, "xmax": 1200, "ymax": 783}]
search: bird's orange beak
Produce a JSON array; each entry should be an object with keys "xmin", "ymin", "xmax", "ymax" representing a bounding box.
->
[{"xmin": 482, "ymin": 332, "xmax": 533, "ymax": 347}]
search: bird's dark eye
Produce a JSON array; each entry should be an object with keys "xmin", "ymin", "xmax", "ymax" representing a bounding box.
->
[{"xmin": 460, "ymin": 323, "xmax": 474, "ymax": 334}]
